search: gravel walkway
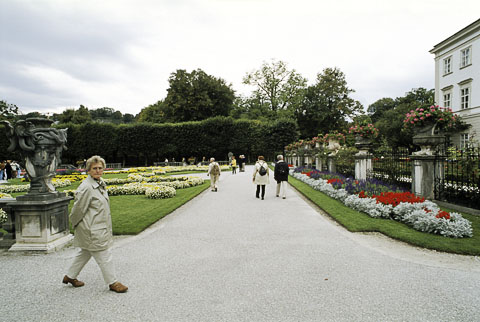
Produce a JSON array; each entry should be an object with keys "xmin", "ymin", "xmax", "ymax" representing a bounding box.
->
[{"xmin": 1, "ymin": 166, "xmax": 479, "ymax": 322}]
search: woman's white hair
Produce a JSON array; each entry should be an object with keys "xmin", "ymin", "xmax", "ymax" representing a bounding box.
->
[
  {"xmin": 86, "ymin": 155, "xmax": 106, "ymax": 171},
  {"xmin": 277, "ymin": 155, "xmax": 284, "ymax": 160}
]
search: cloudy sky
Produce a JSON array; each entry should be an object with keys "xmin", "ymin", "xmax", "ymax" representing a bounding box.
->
[{"xmin": 1, "ymin": 0, "xmax": 479, "ymax": 116}]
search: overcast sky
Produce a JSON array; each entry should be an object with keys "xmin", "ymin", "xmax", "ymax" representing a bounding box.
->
[{"xmin": 1, "ymin": 0, "xmax": 479, "ymax": 116}]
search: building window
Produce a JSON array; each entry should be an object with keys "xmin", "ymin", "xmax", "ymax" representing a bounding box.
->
[
  {"xmin": 460, "ymin": 87, "xmax": 470, "ymax": 109},
  {"xmin": 460, "ymin": 133, "xmax": 470, "ymax": 149},
  {"xmin": 443, "ymin": 92, "xmax": 451, "ymax": 108},
  {"xmin": 443, "ymin": 56, "xmax": 451, "ymax": 75},
  {"xmin": 460, "ymin": 47, "xmax": 471, "ymax": 68}
]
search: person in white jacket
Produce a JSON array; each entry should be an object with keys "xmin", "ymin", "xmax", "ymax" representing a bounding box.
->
[
  {"xmin": 252, "ymin": 156, "xmax": 269, "ymax": 200},
  {"xmin": 63, "ymin": 155, "xmax": 128, "ymax": 293}
]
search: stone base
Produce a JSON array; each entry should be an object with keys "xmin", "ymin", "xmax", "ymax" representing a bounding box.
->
[{"xmin": 9, "ymin": 234, "xmax": 73, "ymax": 253}]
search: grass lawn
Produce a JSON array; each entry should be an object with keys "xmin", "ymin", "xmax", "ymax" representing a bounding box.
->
[
  {"xmin": 1, "ymin": 173, "xmax": 210, "ymax": 236},
  {"xmin": 288, "ymin": 175, "xmax": 480, "ymax": 256}
]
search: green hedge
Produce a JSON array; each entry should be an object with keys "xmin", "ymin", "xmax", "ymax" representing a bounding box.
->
[{"xmin": 0, "ymin": 117, "xmax": 298, "ymax": 166}]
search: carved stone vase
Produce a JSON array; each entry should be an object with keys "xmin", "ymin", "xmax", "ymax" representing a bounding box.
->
[{"xmin": 412, "ymin": 123, "xmax": 445, "ymax": 156}]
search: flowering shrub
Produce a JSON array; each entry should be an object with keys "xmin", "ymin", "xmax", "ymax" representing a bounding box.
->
[
  {"xmin": 0, "ymin": 193, "xmax": 13, "ymax": 199},
  {"xmin": 145, "ymin": 186, "xmax": 176, "ymax": 199},
  {"xmin": 324, "ymin": 131, "xmax": 346, "ymax": 143},
  {"xmin": 0, "ymin": 208, "xmax": 7, "ymax": 224},
  {"xmin": 292, "ymin": 172, "xmax": 473, "ymax": 238},
  {"xmin": 349, "ymin": 123, "xmax": 379, "ymax": 139},
  {"xmin": 0, "ymin": 185, "xmax": 29, "ymax": 194},
  {"xmin": 403, "ymin": 105, "xmax": 461, "ymax": 131}
]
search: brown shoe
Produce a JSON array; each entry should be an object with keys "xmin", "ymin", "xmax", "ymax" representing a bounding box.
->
[
  {"xmin": 109, "ymin": 282, "xmax": 128, "ymax": 293},
  {"xmin": 63, "ymin": 275, "xmax": 85, "ymax": 287}
]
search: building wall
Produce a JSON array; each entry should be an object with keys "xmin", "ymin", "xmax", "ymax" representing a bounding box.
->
[{"xmin": 431, "ymin": 21, "xmax": 480, "ymax": 146}]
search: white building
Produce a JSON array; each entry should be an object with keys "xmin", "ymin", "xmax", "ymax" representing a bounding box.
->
[{"xmin": 430, "ymin": 18, "xmax": 480, "ymax": 148}]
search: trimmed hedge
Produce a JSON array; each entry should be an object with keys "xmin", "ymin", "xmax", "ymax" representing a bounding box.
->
[{"xmin": 0, "ymin": 117, "xmax": 298, "ymax": 166}]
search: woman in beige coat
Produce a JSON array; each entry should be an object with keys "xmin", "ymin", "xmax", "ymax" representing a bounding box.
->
[
  {"xmin": 63, "ymin": 155, "xmax": 128, "ymax": 293},
  {"xmin": 252, "ymin": 155, "xmax": 270, "ymax": 200}
]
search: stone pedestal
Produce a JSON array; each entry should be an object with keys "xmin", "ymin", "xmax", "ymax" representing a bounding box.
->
[
  {"xmin": 355, "ymin": 152, "xmax": 372, "ymax": 181},
  {"xmin": 411, "ymin": 155, "xmax": 445, "ymax": 200},
  {"xmin": 315, "ymin": 156, "xmax": 323, "ymax": 171},
  {"xmin": 9, "ymin": 193, "xmax": 73, "ymax": 253},
  {"xmin": 327, "ymin": 156, "xmax": 336, "ymax": 173},
  {"xmin": 0, "ymin": 198, "xmax": 16, "ymax": 249}
]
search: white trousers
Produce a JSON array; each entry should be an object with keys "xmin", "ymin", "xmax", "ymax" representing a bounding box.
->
[
  {"xmin": 276, "ymin": 181, "xmax": 287, "ymax": 198},
  {"xmin": 67, "ymin": 247, "xmax": 117, "ymax": 285},
  {"xmin": 210, "ymin": 174, "xmax": 219, "ymax": 190}
]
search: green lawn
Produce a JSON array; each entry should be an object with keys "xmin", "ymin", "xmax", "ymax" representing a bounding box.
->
[
  {"xmin": 288, "ymin": 175, "xmax": 480, "ymax": 256},
  {"xmin": 2, "ymin": 173, "xmax": 210, "ymax": 236}
]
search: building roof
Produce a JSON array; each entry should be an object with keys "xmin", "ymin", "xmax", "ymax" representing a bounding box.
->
[{"xmin": 430, "ymin": 18, "xmax": 480, "ymax": 54}]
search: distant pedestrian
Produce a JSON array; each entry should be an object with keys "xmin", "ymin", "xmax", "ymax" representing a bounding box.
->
[
  {"xmin": 274, "ymin": 155, "xmax": 289, "ymax": 199},
  {"xmin": 207, "ymin": 157, "xmax": 221, "ymax": 192},
  {"xmin": 239, "ymin": 155, "xmax": 246, "ymax": 172},
  {"xmin": 63, "ymin": 155, "xmax": 128, "ymax": 293},
  {"xmin": 252, "ymin": 156, "xmax": 269, "ymax": 200},
  {"xmin": 231, "ymin": 156, "xmax": 237, "ymax": 174},
  {"xmin": 5, "ymin": 161, "xmax": 12, "ymax": 180}
]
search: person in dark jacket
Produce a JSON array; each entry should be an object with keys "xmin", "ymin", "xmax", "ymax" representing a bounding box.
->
[
  {"xmin": 5, "ymin": 161, "xmax": 12, "ymax": 180},
  {"xmin": 274, "ymin": 155, "xmax": 289, "ymax": 199}
]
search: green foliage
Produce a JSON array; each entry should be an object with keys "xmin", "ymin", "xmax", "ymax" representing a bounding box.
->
[
  {"xmin": 0, "ymin": 100, "xmax": 19, "ymax": 118},
  {"xmin": 371, "ymin": 88, "xmax": 435, "ymax": 148},
  {"xmin": 161, "ymin": 69, "xmax": 235, "ymax": 122},
  {"xmin": 295, "ymin": 67, "xmax": 363, "ymax": 138},
  {"xmin": 56, "ymin": 117, "xmax": 297, "ymax": 165},
  {"xmin": 242, "ymin": 59, "xmax": 307, "ymax": 117}
]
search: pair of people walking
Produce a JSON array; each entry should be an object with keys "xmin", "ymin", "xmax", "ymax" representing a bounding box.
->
[{"xmin": 252, "ymin": 155, "xmax": 289, "ymax": 200}]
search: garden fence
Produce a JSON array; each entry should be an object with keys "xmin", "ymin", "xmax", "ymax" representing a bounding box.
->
[
  {"xmin": 434, "ymin": 146, "xmax": 480, "ymax": 209},
  {"xmin": 366, "ymin": 148, "xmax": 412, "ymax": 191}
]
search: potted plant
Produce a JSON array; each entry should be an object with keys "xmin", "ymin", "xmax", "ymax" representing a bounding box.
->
[
  {"xmin": 349, "ymin": 123, "xmax": 379, "ymax": 149},
  {"xmin": 324, "ymin": 131, "xmax": 345, "ymax": 156}
]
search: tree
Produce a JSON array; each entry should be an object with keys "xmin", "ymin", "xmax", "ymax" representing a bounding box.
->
[
  {"xmin": 0, "ymin": 100, "xmax": 19, "ymax": 119},
  {"xmin": 295, "ymin": 67, "xmax": 363, "ymax": 138},
  {"xmin": 243, "ymin": 59, "xmax": 307, "ymax": 118},
  {"xmin": 137, "ymin": 100, "xmax": 168, "ymax": 123},
  {"xmin": 162, "ymin": 69, "xmax": 235, "ymax": 122},
  {"xmin": 373, "ymin": 88, "xmax": 435, "ymax": 148},
  {"xmin": 367, "ymin": 97, "xmax": 396, "ymax": 123}
]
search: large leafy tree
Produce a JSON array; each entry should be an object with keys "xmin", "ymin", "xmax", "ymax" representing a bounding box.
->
[
  {"xmin": 137, "ymin": 100, "xmax": 168, "ymax": 123},
  {"xmin": 242, "ymin": 59, "xmax": 307, "ymax": 119},
  {"xmin": 295, "ymin": 67, "xmax": 363, "ymax": 138},
  {"xmin": 162, "ymin": 69, "xmax": 235, "ymax": 122},
  {"xmin": 57, "ymin": 105, "xmax": 92, "ymax": 124}
]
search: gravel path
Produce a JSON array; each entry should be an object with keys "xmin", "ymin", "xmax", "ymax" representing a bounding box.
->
[{"xmin": 1, "ymin": 166, "xmax": 479, "ymax": 322}]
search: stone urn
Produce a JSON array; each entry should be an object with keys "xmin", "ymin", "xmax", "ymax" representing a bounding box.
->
[
  {"xmin": 355, "ymin": 135, "xmax": 372, "ymax": 154},
  {"xmin": 327, "ymin": 138, "xmax": 340, "ymax": 156},
  {"xmin": 412, "ymin": 123, "xmax": 445, "ymax": 155},
  {"xmin": 2, "ymin": 118, "xmax": 68, "ymax": 197}
]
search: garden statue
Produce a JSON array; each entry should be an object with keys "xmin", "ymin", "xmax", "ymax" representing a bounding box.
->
[
  {"xmin": 2, "ymin": 118, "xmax": 67, "ymax": 195},
  {"xmin": 1, "ymin": 117, "xmax": 72, "ymax": 252}
]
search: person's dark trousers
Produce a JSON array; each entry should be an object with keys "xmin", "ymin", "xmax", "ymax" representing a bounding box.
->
[{"xmin": 256, "ymin": 185, "xmax": 266, "ymax": 199}]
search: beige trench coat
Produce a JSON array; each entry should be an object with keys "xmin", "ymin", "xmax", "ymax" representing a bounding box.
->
[
  {"xmin": 70, "ymin": 175, "xmax": 113, "ymax": 251},
  {"xmin": 253, "ymin": 160, "xmax": 270, "ymax": 185}
]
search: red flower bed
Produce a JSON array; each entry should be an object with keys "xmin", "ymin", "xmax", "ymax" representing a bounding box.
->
[
  {"xmin": 359, "ymin": 191, "xmax": 425, "ymax": 207},
  {"xmin": 327, "ymin": 178, "xmax": 344, "ymax": 185}
]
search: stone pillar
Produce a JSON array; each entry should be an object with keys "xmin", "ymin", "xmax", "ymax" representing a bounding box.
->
[
  {"xmin": 9, "ymin": 193, "xmax": 73, "ymax": 252},
  {"xmin": 355, "ymin": 153, "xmax": 372, "ymax": 181},
  {"xmin": 315, "ymin": 155, "xmax": 322, "ymax": 171},
  {"xmin": 411, "ymin": 155, "xmax": 445, "ymax": 200},
  {"xmin": 354, "ymin": 137, "xmax": 372, "ymax": 181},
  {"xmin": 0, "ymin": 198, "xmax": 16, "ymax": 249},
  {"xmin": 410, "ymin": 131, "xmax": 445, "ymax": 199},
  {"xmin": 327, "ymin": 156, "xmax": 336, "ymax": 173}
]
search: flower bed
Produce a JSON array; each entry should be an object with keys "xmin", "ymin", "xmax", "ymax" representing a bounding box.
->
[
  {"xmin": 0, "ymin": 208, "xmax": 7, "ymax": 224},
  {"xmin": 292, "ymin": 171, "xmax": 473, "ymax": 238}
]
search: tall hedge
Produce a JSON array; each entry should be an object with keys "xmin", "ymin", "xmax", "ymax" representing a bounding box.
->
[{"xmin": 1, "ymin": 117, "xmax": 298, "ymax": 166}]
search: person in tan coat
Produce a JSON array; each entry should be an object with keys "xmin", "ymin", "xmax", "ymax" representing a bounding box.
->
[
  {"xmin": 252, "ymin": 156, "xmax": 270, "ymax": 200},
  {"xmin": 63, "ymin": 155, "xmax": 128, "ymax": 293}
]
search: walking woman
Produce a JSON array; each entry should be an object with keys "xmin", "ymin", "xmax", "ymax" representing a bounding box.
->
[
  {"xmin": 252, "ymin": 156, "xmax": 269, "ymax": 200},
  {"xmin": 63, "ymin": 155, "xmax": 128, "ymax": 293}
]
